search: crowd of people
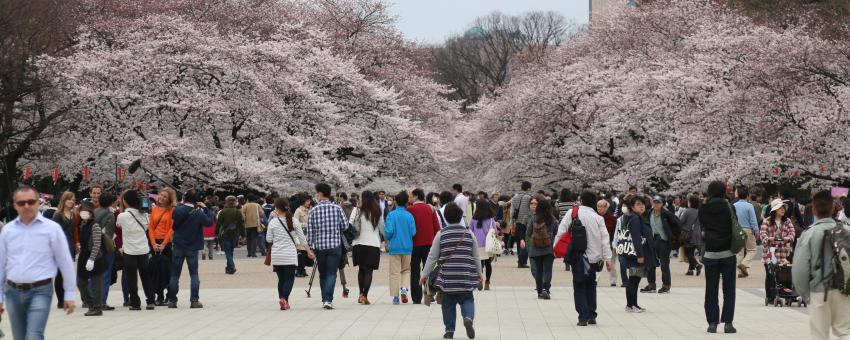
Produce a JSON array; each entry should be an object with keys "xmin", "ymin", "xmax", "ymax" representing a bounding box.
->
[{"xmin": 0, "ymin": 179, "xmax": 848, "ymax": 340}]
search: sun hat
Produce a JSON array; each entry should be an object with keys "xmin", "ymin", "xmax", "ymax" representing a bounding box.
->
[{"xmin": 769, "ymin": 199, "xmax": 787, "ymax": 213}]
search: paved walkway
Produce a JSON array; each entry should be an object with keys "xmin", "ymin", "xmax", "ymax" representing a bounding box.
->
[{"xmin": 31, "ymin": 248, "xmax": 811, "ymax": 339}]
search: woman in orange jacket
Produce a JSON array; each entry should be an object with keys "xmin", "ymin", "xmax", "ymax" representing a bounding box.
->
[{"xmin": 148, "ymin": 188, "xmax": 176, "ymax": 306}]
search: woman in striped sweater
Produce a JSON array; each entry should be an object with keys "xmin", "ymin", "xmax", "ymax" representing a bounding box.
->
[{"xmin": 267, "ymin": 197, "xmax": 311, "ymax": 310}]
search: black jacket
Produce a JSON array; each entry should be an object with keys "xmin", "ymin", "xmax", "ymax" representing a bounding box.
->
[
  {"xmin": 643, "ymin": 207, "xmax": 681, "ymax": 247},
  {"xmin": 698, "ymin": 198, "xmax": 736, "ymax": 253}
]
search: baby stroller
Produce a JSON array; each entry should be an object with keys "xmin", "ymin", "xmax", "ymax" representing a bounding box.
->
[{"xmin": 765, "ymin": 262, "xmax": 806, "ymax": 307}]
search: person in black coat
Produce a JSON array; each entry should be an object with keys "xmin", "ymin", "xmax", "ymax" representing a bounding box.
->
[
  {"xmin": 697, "ymin": 181, "xmax": 738, "ymax": 334},
  {"xmin": 622, "ymin": 195, "xmax": 656, "ymax": 313},
  {"xmin": 641, "ymin": 196, "xmax": 681, "ymax": 293},
  {"xmin": 166, "ymin": 189, "xmax": 212, "ymax": 309}
]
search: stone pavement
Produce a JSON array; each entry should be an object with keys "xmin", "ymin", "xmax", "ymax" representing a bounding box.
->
[{"xmin": 31, "ymin": 248, "xmax": 811, "ymax": 339}]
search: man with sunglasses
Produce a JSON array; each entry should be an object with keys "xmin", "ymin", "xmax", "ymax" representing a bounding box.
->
[{"xmin": 0, "ymin": 186, "xmax": 76, "ymax": 340}]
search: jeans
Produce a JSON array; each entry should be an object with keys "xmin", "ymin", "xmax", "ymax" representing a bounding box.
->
[
  {"xmin": 531, "ymin": 254, "xmax": 554, "ymax": 293},
  {"xmin": 274, "ymin": 265, "xmax": 296, "ymax": 300},
  {"xmin": 410, "ymin": 245, "xmax": 430, "ymax": 303},
  {"xmin": 516, "ymin": 224, "xmax": 528, "ymax": 265},
  {"xmin": 5, "ymin": 283, "xmax": 53, "ymax": 340},
  {"xmin": 102, "ymin": 253, "xmax": 115, "ymax": 303},
  {"xmin": 257, "ymin": 231, "xmax": 267, "ymax": 254},
  {"xmin": 648, "ymin": 238, "xmax": 671, "ymax": 286},
  {"xmin": 124, "ymin": 254, "xmax": 154, "ymax": 306},
  {"xmin": 246, "ymin": 228, "xmax": 259, "ymax": 257},
  {"xmin": 573, "ymin": 264, "xmax": 598, "ymax": 321},
  {"xmin": 618, "ymin": 255, "xmax": 628, "ymax": 285},
  {"xmin": 168, "ymin": 246, "xmax": 201, "ymax": 303},
  {"xmin": 150, "ymin": 241, "xmax": 172, "ymax": 302},
  {"xmin": 222, "ymin": 238, "xmax": 237, "ymax": 271},
  {"xmin": 704, "ymin": 256, "xmax": 736, "ymax": 324},
  {"xmin": 315, "ymin": 246, "xmax": 342, "ymax": 303},
  {"xmin": 441, "ymin": 292, "xmax": 475, "ymax": 332}
]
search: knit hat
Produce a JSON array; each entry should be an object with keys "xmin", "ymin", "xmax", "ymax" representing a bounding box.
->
[{"xmin": 769, "ymin": 199, "xmax": 787, "ymax": 213}]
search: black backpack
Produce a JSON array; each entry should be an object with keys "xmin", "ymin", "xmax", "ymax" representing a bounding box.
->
[
  {"xmin": 567, "ymin": 207, "xmax": 588, "ymax": 262},
  {"xmin": 822, "ymin": 222, "xmax": 850, "ymax": 301}
]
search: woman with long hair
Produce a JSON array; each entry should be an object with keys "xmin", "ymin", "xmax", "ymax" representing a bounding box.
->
[
  {"xmin": 470, "ymin": 200, "xmax": 498, "ymax": 290},
  {"xmin": 758, "ymin": 199, "xmax": 795, "ymax": 305},
  {"xmin": 351, "ymin": 191, "xmax": 385, "ymax": 305},
  {"xmin": 52, "ymin": 191, "xmax": 78, "ymax": 309},
  {"xmin": 267, "ymin": 197, "xmax": 310, "ymax": 310},
  {"xmin": 148, "ymin": 188, "xmax": 176, "ymax": 305},
  {"xmin": 292, "ymin": 194, "xmax": 313, "ymax": 277},
  {"xmin": 522, "ymin": 198, "xmax": 558, "ymax": 299}
]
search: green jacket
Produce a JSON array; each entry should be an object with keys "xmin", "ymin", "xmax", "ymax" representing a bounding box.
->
[
  {"xmin": 792, "ymin": 218, "xmax": 850, "ymax": 300},
  {"xmin": 216, "ymin": 208, "xmax": 245, "ymax": 240}
]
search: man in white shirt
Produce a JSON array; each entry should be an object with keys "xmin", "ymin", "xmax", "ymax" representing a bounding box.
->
[
  {"xmin": 556, "ymin": 191, "xmax": 612, "ymax": 327},
  {"xmin": 0, "ymin": 186, "xmax": 76, "ymax": 340},
  {"xmin": 451, "ymin": 184, "xmax": 468, "ymax": 218}
]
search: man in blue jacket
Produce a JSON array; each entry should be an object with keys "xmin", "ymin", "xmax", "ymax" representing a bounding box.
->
[
  {"xmin": 167, "ymin": 189, "xmax": 212, "ymax": 309},
  {"xmin": 385, "ymin": 191, "xmax": 416, "ymax": 305}
]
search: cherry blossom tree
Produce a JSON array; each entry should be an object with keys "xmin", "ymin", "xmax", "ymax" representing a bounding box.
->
[{"xmin": 469, "ymin": 0, "xmax": 850, "ymax": 193}]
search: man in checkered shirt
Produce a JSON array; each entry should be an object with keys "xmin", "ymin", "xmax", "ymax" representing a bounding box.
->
[{"xmin": 306, "ymin": 182, "xmax": 349, "ymax": 309}]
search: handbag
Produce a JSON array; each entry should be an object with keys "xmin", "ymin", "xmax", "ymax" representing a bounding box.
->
[
  {"xmin": 485, "ymin": 228, "xmax": 504, "ymax": 256},
  {"xmin": 727, "ymin": 202, "xmax": 746, "ymax": 254}
]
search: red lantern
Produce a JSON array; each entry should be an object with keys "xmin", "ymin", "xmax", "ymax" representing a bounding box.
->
[
  {"xmin": 83, "ymin": 166, "xmax": 89, "ymax": 180},
  {"xmin": 53, "ymin": 168, "xmax": 60, "ymax": 183},
  {"xmin": 24, "ymin": 166, "xmax": 31, "ymax": 181},
  {"xmin": 793, "ymin": 169, "xmax": 799, "ymax": 178},
  {"xmin": 773, "ymin": 168, "xmax": 779, "ymax": 177}
]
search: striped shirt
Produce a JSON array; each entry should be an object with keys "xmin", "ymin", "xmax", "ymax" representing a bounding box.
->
[
  {"xmin": 267, "ymin": 215, "xmax": 306, "ymax": 266},
  {"xmin": 306, "ymin": 199, "xmax": 348, "ymax": 250},
  {"xmin": 425, "ymin": 225, "xmax": 481, "ymax": 293},
  {"xmin": 556, "ymin": 201, "xmax": 575, "ymax": 221},
  {"xmin": 511, "ymin": 192, "xmax": 532, "ymax": 225}
]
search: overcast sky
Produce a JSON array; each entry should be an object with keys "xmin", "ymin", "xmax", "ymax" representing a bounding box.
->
[{"xmin": 387, "ymin": 0, "xmax": 590, "ymax": 45}]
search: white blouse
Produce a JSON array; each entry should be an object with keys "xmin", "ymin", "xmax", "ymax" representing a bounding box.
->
[{"xmin": 350, "ymin": 207, "xmax": 384, "ymax": 248}]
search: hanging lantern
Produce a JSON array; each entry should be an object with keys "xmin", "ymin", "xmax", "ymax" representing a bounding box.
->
[
  {"xmin": 773, "ymin": 168, "xmax": 780, "ymax": 177},
  {"xmin": 83, "ymin": 166, "xmax": 89, "ymax": 180},
  {"xmin": 793, "ymin": 169, "xmax": 799, "ymax": 178},
  {"xmin": 24, "ymin": 166, "xmax": 31, "ymax": 181},
  {"xmin": 53, "ymin": 168, "xmax": 60, "ymax": 183}
]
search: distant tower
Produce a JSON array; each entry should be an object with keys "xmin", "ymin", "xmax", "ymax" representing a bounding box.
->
[{"xmin": 589, "ymin": 0, "xmax": 636, "ymax": 22}]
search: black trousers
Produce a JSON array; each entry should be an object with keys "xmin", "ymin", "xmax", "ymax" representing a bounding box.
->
[
  {"xmin": 124, "ymin": 253, "xmax": 155, "ymax": 306},
  {"xmin": 704, "ymin": 256, "xmax": 736, "ymax": 324},
  {"xmin": 410, "ymin": 245, "xmax": 430, "ymax": 304},
  {"xmin": 150, "ymin": 241, "xmax": 172, "ymax": 302},
  {"xmin": 246, "ymin": 228, "xmax": 259, "ymax": 257},
  {"xmin": 54, "ymin": 270, "xmax": 66, "ymax": 308}
]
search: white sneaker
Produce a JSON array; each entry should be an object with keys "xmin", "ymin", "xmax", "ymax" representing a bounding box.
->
[
  {"xmin": 322, "ymin": 302, "xmax": 334, "ymax": 310},
  {"xmin": 626, "ymin": 306, "xmax": 646, "ymax": 313}
]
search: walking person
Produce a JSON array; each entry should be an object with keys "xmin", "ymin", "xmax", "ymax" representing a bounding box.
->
[
  {"xmin": 351, "ymin": 191, "xmax": 384, "ymax": 305},
  {"xmin": 293, "ymin": 195, "xmax": 312, "ymax": 277},
  {"xmin": 306, "ymin": 183, "xmax": 349, "ymax": 310},
  {"xmin": 451, "ymin": 184, "xmax": 469, "ymax": 221},
  {"xmin": 50, "ymin": 192, "xmax": 78, "ymax": 309},
  {"xmin": 597, "ymin": 199, "xmax": 618, "ymax": 287},
  {"xmin": 0, "ymin": 186, "xmax": 76, "ymax": 339},
  {"xmin": 385, "ymin": 191, "xmax": 417, "ymax": 305},
  {"xmin": 470, "ymin": 200, "xmax": 498, "ymax": 291},
  {"xmin": 76, "ymin": 200, "xmax": 107, "ymax": 316},
  {"xmin": 93, "ymin": 193, "xmax": 118, "ymax": 311},
  {"xmin": 792, "ymin": 190, "xmax": 850, "ymax": 340},
  {"xmin": 201, "ymin": 196, "xmax": 217, "ymax": 260},
  {"xmin": 267, "ymin": 197, "xmax": 310, "ymax": 310},
  {"xmin": 408, "ymin": 189, "xmax": 441, "ymax": 304},
  {"xmin": 511, "ymin": 181, "xmax": 533, "ymax": 268},
  {"xmin": 733, "ymin": 187, "xmax": 759, "ymax": 278},
  {"xmin": 241, "ymin": 195, "xmax": 264, "ymax": 258},
  {"xmin": 760, "ymin": 199, "xmax": 796, "ymax": 305},
  {"xmin": 115, "ymin": 190, "xmax": 156, "ymax": 310},
  {"xmin": 521, "ymin": 199, "xmax": 556, "ymax": 299},
  {"xmin": 621, "ymin": 195, "xmax": 656, "ymax": 313},
  {"xmin": 680, "ymin": 196, "xmax": 703, "ymax": 276},
  {"xmin": 558, "ymin": 192, "xmax": 612, "ymax": 325},
  {"xmin": 501, "ymin": 196, "xmax": 514, "ymax": 255},
  {"xmin": 642, "ymin": 195, "xmax": 680, "ymax": 294},
  {"xmin": 167, "ymin": 190, "xmax": 212, "ymax": 309},
  {"xmin": 420, "ymin": 203, "xmax": 481, "ymax": 339},
  {"xmin": 216, "ymin": 196, "xmax": 245, "ymax": 274},
  {"xmin": 148, "ymin": 188, "xmax": 176, "ymax": 306},
  {"xmin": 698, "ymin": 181, "xmax": 738, "ymax": 333}
]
